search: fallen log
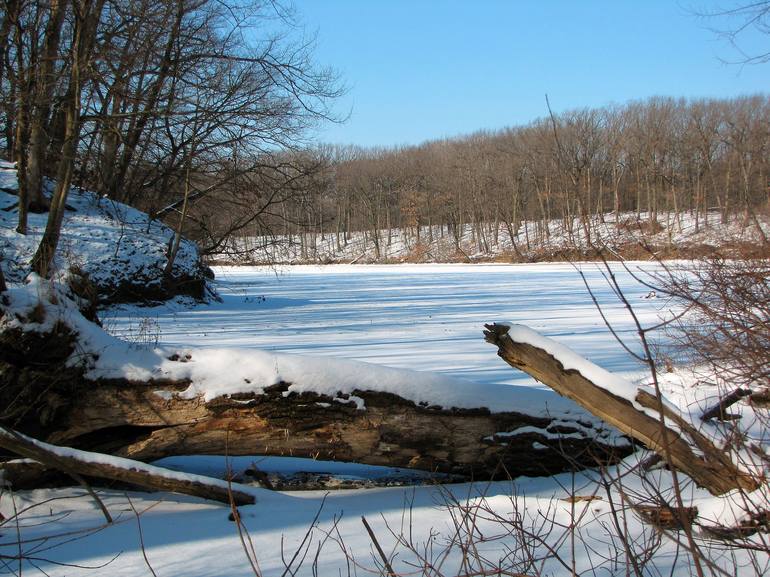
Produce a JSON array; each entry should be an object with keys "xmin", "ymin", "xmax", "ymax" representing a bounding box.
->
[
  {"xmin": 483, "ymin": 323, "xmax": 758, "ymax": 495},
  {"xmin": 0, "ymin": 299, "xmax": 631, "ymax": 482},
  {"xmin": 36, "ymin": 382, "xmax": 630, "ymax": 480},
  {"xmin": 0, "ymin": 426, "xmax": 256, "ymax": 505},
  {"xmin": 700, "ymin": 387, "xmax": 753, "ymax": 421}
]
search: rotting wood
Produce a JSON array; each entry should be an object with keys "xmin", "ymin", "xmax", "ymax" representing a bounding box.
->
[
  {"xmin": 634, "ymin": 504, "xmax": 699, "ymax": 531},
  {"xmin": 0, "ymin": 425, "xmax": 255, "ymax": 505},
  {"xmin": 33, "ymin": 384, "xmax": 629, "ymax": 480},
  {"xmin": 0, "ymin": 318, "xmax": 632, "ymax": 483},
  {"xmin": 483, "ymin": 323, "xmax": 759, "ymax": 495}
]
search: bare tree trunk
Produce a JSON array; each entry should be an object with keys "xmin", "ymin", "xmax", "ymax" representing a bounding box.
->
[
  {"xmin": 13, "ymin": 76, "xmax": 29, "ymax": 234},
  {"xmin": 163, "ymin": 163, "xmax": 192, "ymax": 282},
  {"xmin": 26, "ymin": 0, "xmax": 67, "ymax": 211},
  {"xmin": 30, "ymin": 67, "xmax": 80, "ymax": 274},
  {"xmin": 31, "ymin": 0, "xmax": 104, "ymax": 277},
  {"xmin": 0, "ymin": 0, "xmax": 19, "ymax": 158},
  {"xmin": 10, "ymin": 1, "xmax": 30, "ymax": 234}
]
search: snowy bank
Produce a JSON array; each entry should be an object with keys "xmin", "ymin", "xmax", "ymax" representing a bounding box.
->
[{"xmin": 0, "ymin": 160, "xmax": 208, "ymax": 303}]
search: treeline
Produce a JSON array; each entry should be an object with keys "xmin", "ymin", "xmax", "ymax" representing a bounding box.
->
[
  {"xmin": 0, "ymin": 0, "xmax": 339, "ymax": 275},
  {"xmin": 2, "ymin": 1, "xmax": 768, "ymax": 268},
  {"xmin": 265, "ymin": 95, "xmax": 770, "ymax": 259}
]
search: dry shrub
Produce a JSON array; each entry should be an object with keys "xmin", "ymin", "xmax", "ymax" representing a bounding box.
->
[
  {"xmin": 659, "ymin": 255, "xmax": 770, "ymax": 389},
  {"xmin": 401, "ymin": 242, "xmax": 432, "ymax": 263}
]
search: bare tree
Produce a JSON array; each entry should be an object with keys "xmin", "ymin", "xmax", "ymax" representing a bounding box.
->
[
  {"xmin": 699, "ymin": 1, "xmax": 770, "ymax": 64},
  {"xmin": 0, "ymin": 0, "xmax": 343, "ymax": 277},
  {"xmin": 31, "ymin": 0, "xmax": 105, "ymax": 278}
]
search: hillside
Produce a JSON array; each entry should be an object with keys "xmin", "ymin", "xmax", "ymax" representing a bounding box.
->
[
  {"xmin": 0, "ymin": 160, "xmax": 209, "ymax": 303},
  {"xmin": 214, "ymin": 210, "xmax": 770, "ymax": 265}
]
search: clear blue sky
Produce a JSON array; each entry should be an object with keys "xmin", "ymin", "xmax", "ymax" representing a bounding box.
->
[{"xmin": 290, "ymin": 0, "xmax": 768, "ymax": 148}]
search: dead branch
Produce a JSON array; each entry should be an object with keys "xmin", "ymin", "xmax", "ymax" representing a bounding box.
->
[
  {"xmin": 483, "ymin": 323, "xmax": 759, "ymax": 495},
  {"xmin": 700, "ymin": 387, "xmax": 753, "ymax": 421},
  {"xmin": 0, "ymin": 425, "xmax": 255, "ymax": 505}
]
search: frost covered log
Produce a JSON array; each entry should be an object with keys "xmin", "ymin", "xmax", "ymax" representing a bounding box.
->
[
  {"xmin": 0, "ymin": 426, "xmax": 256, "ymax": 505},
  {"xmin": 484, "ymin": 323, "xmax": 759, "ymax": 495}
]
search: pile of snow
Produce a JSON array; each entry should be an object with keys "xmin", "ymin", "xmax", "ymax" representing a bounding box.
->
[
  {"xmin": 213, "ymin": 211, "xmax": 769, "ymax": 264},
  {"xmin": 0, "ymin": 160, "xmax": 207, "ymax": 302}
]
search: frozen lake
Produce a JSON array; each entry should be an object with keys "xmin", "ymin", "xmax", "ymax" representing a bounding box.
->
[
  {"xmin": 13, "ymin": 263, "xmax": 733, "ymax": 577},
  {"xmin": 105, "ymin": 262, "xmax": 673, "ymax": 390}
]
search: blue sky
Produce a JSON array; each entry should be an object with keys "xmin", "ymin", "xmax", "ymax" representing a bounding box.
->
[{"xmin": 290, "ymin": 0, "xmax": 768, "ymax": 147}]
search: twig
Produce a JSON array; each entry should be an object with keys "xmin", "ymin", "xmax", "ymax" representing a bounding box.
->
[
  {"xmin": 361, "ymin": 515, "xmax": 396, "ymax": 577},
  {"xmin": 68, "ymin": 471, "xmax": 113, "ymax": 524},
  {"xmin": 126, "ymin": 494, "xmax": 158, "ymax": 577}
]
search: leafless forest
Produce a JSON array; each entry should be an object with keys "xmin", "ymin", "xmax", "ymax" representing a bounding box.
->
[
  {"xmin": 1, "ymin": 2, "xmax": 769, "ymax": 264},
  {"xmin": 264, "ymin": 96, "xmax": 769, "ymax": 259}
]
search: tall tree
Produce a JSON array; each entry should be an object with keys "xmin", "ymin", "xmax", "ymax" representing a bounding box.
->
[{"xmin": 31, "ymin": 0, "xmax": 105, "ymax": 277}]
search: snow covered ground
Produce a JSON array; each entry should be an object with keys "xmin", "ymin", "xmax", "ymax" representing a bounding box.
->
[
  {"xmin": 214, "ymin": 211, "xmax": 770, "ymax": 265},
  {"xmin": 0, "ymin": 160, "xmax": 204, "ymax": 301},
  {"xmin": 2, "ymin": 264, "xmax": 767, "ymax": 576}
]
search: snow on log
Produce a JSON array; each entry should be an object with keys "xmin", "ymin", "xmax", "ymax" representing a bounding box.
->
[
  {"xmin": 483, "ymin": 323, "xmax": 759, "ymax": 495},
  {"xmin": 0, "ymin": 426, "xmax": 256, "ymax": 505},
  {"xmin": 0, "ymin": 279, "xmax": 632, "ymax": 482}
]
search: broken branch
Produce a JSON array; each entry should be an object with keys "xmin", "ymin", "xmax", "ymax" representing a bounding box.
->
[
  {"xmin": 483, "ymin": 323, "xmax": 758, "ymax": 495},
  {"xmin": 0, "ymin": 425, "xmax": 256, "ymax": 506}
]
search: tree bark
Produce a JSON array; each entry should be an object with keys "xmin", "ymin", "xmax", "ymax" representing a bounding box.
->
[
  {"xmin": 483, "ymin": 323, "xmax": 758, "ymax": 495},
  {"xmin": 41, "ymin": 380, "xmax": 628, "ymax": 481}
]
